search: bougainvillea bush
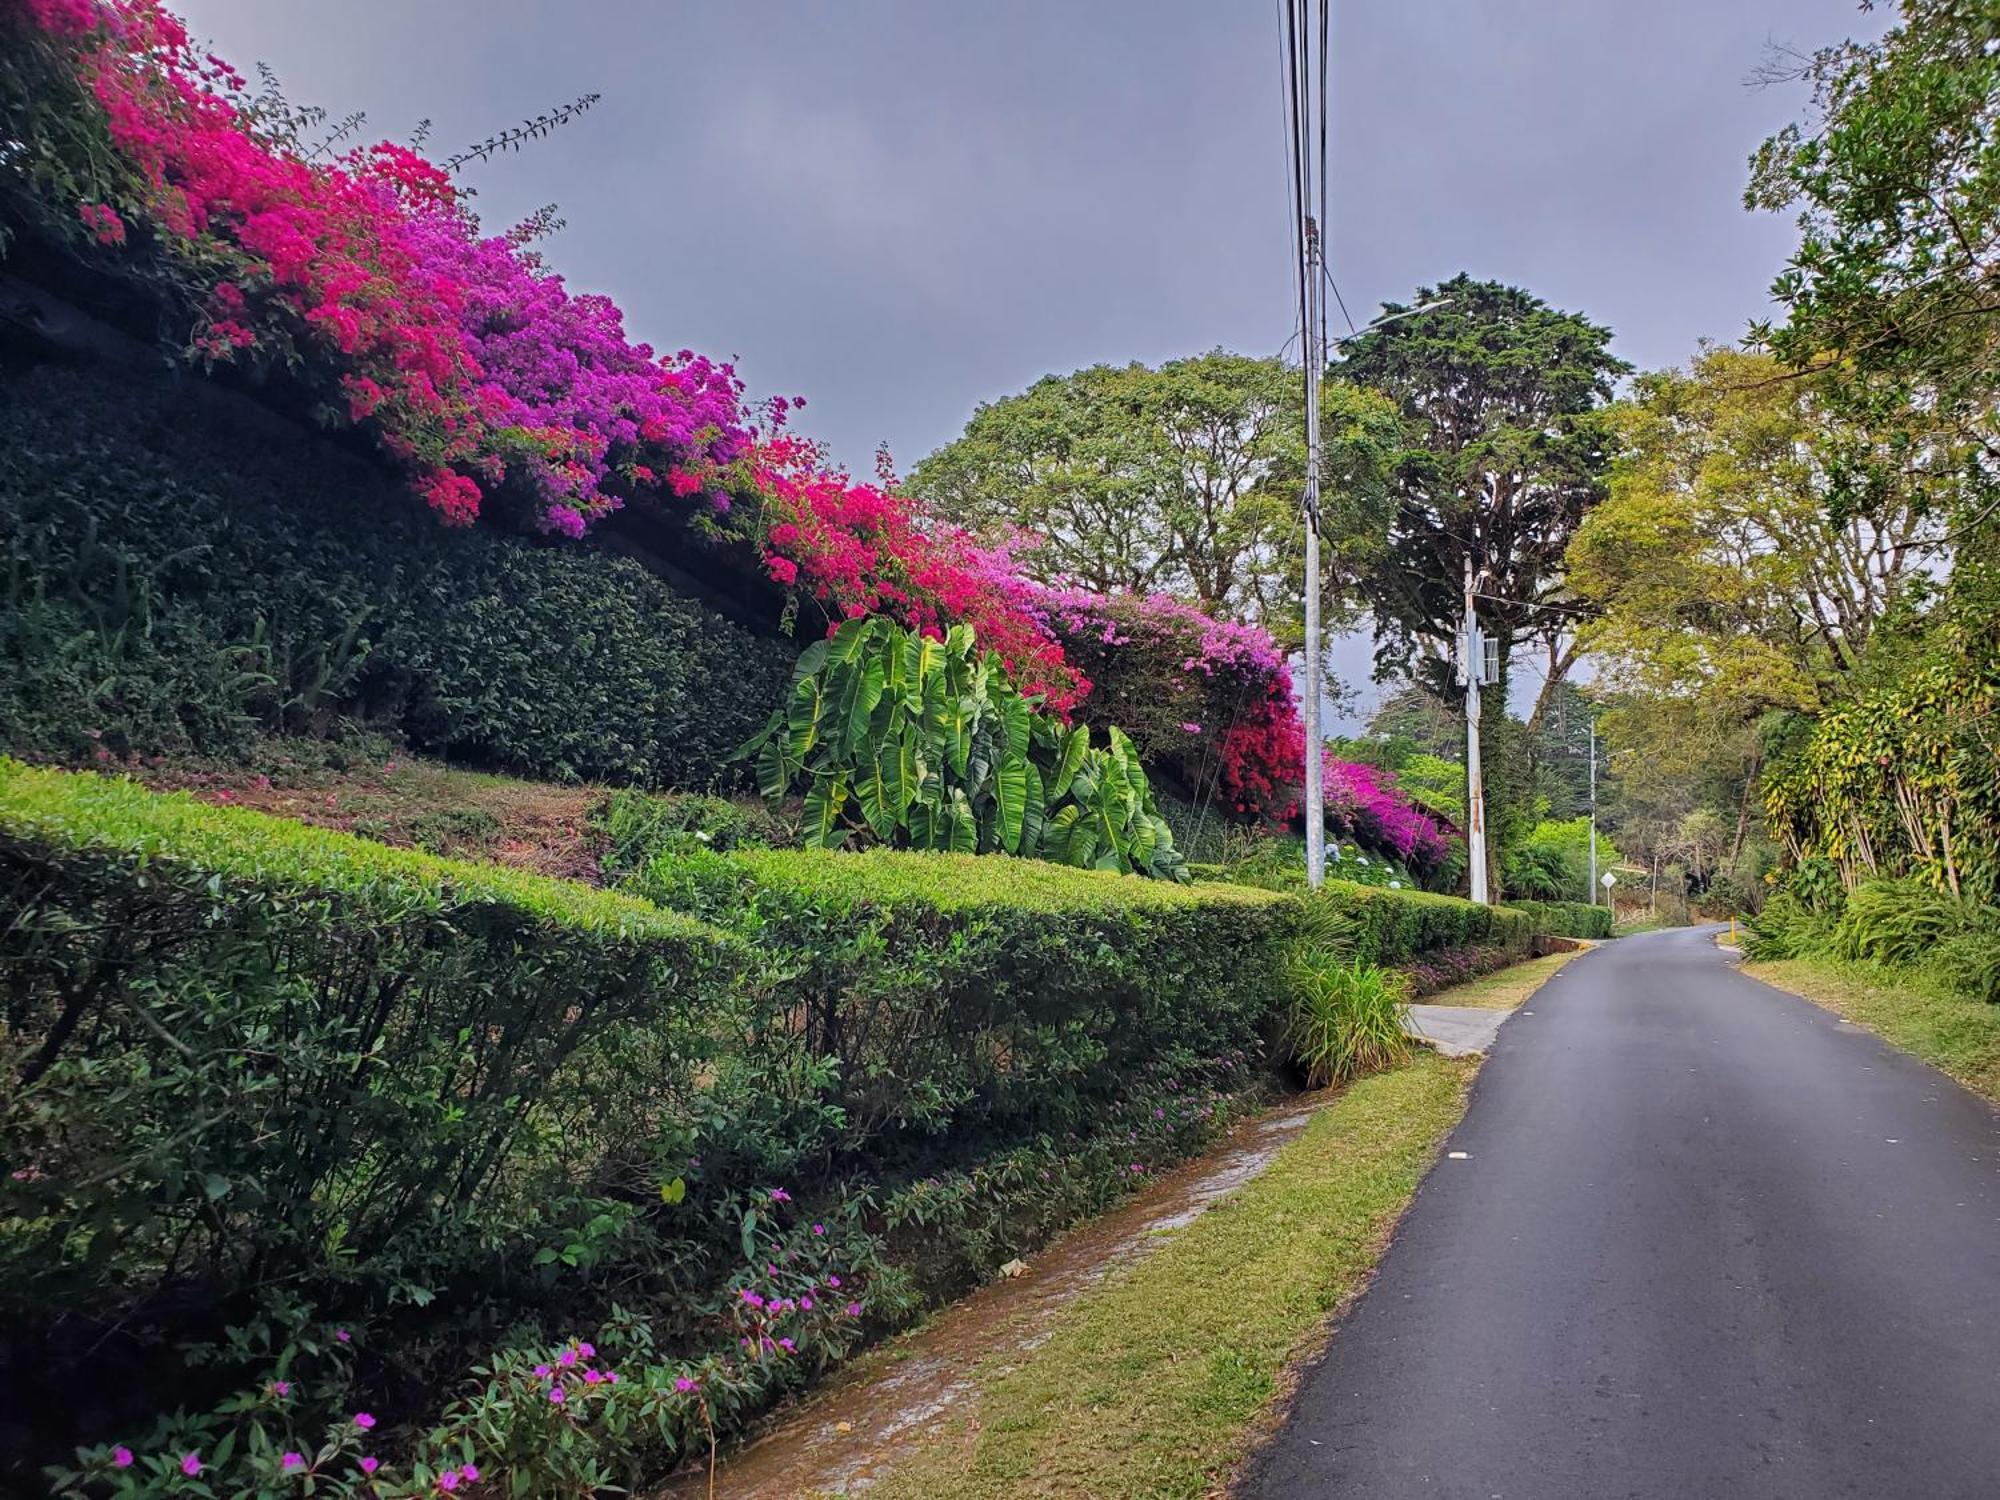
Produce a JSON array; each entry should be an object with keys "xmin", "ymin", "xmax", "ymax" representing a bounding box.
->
[{"xmin": 0, "ymin": 0, "xmax": 1451, "ymax": 863}]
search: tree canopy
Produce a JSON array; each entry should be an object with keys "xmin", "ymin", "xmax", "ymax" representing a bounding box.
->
[{"xmin": 910, "ymin": 351, "xmax": 1399, "ymax": 649}]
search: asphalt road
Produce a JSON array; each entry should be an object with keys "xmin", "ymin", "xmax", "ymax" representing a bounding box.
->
[{"xmin": 1243, "ymin": 925, "xmax": 2000, "ymax": 1500}]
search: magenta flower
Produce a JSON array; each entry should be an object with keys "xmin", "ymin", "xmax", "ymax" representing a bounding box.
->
[
  {"xmin": 778, "ymin": 1337, "xmax": 796, "ymax": 1353},
  {"xmin": 353, "ymin": 1412, "xmax": 376, "ymax": 1430},
  {"xmin": 439, "ymin": 1471, "xmax": 460, "ymax": 1492},
  {"xmin": 812, "ymin": 1223, "xmax": 825, "ymax": 1236},
  {"xmin": 272, "ymin": 1380, "xmax": 291, "ymax": 1397},
  {"xmin": 181, "ymin": 1454, "xmax": 202, "ymax": 1478},
  {"xmin": 576, "ymin": 1342, "xmax": 594, "ymax": 1357},
  {"xmin": 111, "ymin": 1447, "xmax": 133, "ymax": 1470},
  {"xmin": 675, "ymin": 1376, "xmax": 698, "ymax": 1393},
  {"xmin": 770, "ymin": 1188, "xmax": 791, "ymax": 1203},
  {"xmin": 549, "ymin": 1386, "xmax": 566, "ymax": 1405},
  {"xmin": 282, "ymin": 1452, "xmax": 305, "ymax": 1472},
  {"xmin": 557, "ymin": 1348, "xmax": 578, "ymax": 1368},
  {"xmin": 534, "ymin": 1363, "xmax": 552, "ymax": 1378},
  {"xmin": 584, "ymin": 1370, "xmax": 603, "ymax": 1385},
  {"xmin": 461, "ymin": 1464, "xmax": 480, "ymax": 1483},
  {"xmin": 335, "ymin": 1328, "xmax": 351, "ymax": 1343},
  {"xmin": 827, "ymin": 1275, "xmax": 842, "ymax": 1288},
  {"xmin": 359, "ymin": 1457, "xmax": 380, "ymax": 1476},
  {"xmin": 846, "ymin": 1302, "xmax": 862, "ymax": 1317}
]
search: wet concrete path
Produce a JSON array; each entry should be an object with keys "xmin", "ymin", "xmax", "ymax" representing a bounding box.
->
[{"xmin": 659, "ymin": 1097, "xmax": 1327, "ymax": 1497}]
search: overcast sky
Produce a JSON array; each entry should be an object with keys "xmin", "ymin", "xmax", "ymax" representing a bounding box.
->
[{"xmin": 173, "ymin": 0, "xmax": 1883, "ymax": 721}]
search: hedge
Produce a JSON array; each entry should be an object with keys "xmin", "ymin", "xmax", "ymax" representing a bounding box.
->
[
  {"xmin": 0, "ymin": 761, "xmax": 737, "ymax": 1469},
  {"xmin": 1506, "ymin": 898, "xmax": 1615, "ymax": 940},
  {"xmin": 1307, "ymin": 878, "xmax": 1534, "ymax": 965},
  {"xmin": 623, "ymin": 845, "xmax": 1294, "ymax": 1154},
  {"xmin": 0, "ymin": 766, "xmax": 1297, "ymax": 1486},
  {"xmin": 0, "ymin": 365, "xmax": 792, "ymax": 787}
]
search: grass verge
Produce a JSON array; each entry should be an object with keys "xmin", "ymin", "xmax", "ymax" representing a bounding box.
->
[
  {"xmin": 1422, "ymin": 948, "xmax": 1582, "ymax": 1010},
  {"xmin": 857, "ymin": 1054, "xmax": 1474, "ymax": 1500},
  {"xmin": 1747, "ymin": 956, "xmax": 2000, "ymax": 1105}
]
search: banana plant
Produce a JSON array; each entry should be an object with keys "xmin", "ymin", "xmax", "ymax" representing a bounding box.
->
[{"xmin": 738, "ymin": 615, "xmax": 1187, "ymax": 879}]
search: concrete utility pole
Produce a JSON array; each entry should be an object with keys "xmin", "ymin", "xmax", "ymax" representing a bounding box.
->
[
  {"xmin": 1588, "ymin": 719, "xmax": 1599, "ymax": 905},
  {"xmin": 1462, "ymin": 554, "xmax": 1489, "ymax": 905},
  {"xmin": 1301, "ymin": 218, "xmax": 1326, "ymax": 889}
]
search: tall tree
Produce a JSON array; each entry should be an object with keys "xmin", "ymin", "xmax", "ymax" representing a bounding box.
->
[
  {"xmin": 1569, "ymin": 346, "xmax": 1944, "ymax": 716},
  {"xmin": 910, "ymin": 351, "xmax": 1398, "ymax": 649},
  {"xmin": 1749, "ymin": 0, "xmax": 2000, "ymax": 539},
  {"xmin": 1338, "ymin": 274, "xmax": 1628, "ymax": 889}
]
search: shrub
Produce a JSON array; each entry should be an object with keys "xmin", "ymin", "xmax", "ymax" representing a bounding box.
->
[
  {"xmin": 1282, "ymin": 953, "xmax": 1414, "ymax": 1088},
  {"xmin": 0, "ymin": 760, "xmax": 733, "ymax": 1468},
  {"xmin": 1305, "ymin": 880, "xmax": 1533, "ymax": 966},
  {"xmin": 744, "ymin": 615, "xmax": 1187, "ymax": 878},
  {"xmin": 622, "ymin": 845, "xmax": 1291, "ymax": 1148},
  {"xmin": 0, "ymin": 368, "xmax": 792, "ymax": 786},
  {"xmin": 1506, "ymin": 899, "xmax": 1615, "ymax": 940},
  {"xmin": 594, "ymin": 787, "xmax": 790, "ymax": 880}
]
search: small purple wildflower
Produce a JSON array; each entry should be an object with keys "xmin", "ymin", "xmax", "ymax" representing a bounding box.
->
[
  {"xmin": 846, "ymin": 1302, "xmax": 863, "ymax": 1317},
  {"xmin": 674, "ymin": 1376, "xmax": 697, "ymax": 1393},
  {"xmin": 353, "ymin": 1412, "xmax": 376, "ymax": 1430},
  {"xmin": 282, "ymin": 1452, "xmax": 305, "ymax": 1472},
  {"xmin": 438, "ymin": 1471, "xmax": 460, "ymax": 1492},
  {"xmin": 359, "ymin": 1457, "xmax": 380, "ymax": 1476},
  {"xmin": 181, "ymin": 1454, "xmax": 202, "ymax": 1478},
  {"xmin": 549, "ymin": 1386, "xmax": 566, "ymax": 1405},
  {"xmin": 769, "ymin": 1188, "xmax": 791, "ymax": 1203},
  {"xmin": 112, "ymin": 1448, "xmax": 133, "ymax": 1470}
]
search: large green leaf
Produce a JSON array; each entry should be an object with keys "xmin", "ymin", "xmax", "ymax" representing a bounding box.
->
[
  {"xmin": 1018, "ymin": 762, "xmax": 1047, "ymax": 858},
  {"xmin": 995, "ymin": 749, "xmax": 1028, "ymax": 853},
  {"xmin": 947, "ymin": 788, "xmax": 977, "ymax": 854},
  {"xmin": 827, "ymin": 614, "xmax": 875, "ymax": 664},
  {"xmin": 843, "ymin": 655, "xmax": 887, "ymax": 754},
  {"xmin": 790, "ymin": 637, "xmax": 830, "ymax": 685},
  {"xmin": 801, "ymin": 774, "xmax": 850, "ymax": 849},
  {"xmin": 756, "ymin": 736, "xmax": 796, "ymax": 803},
  {"xmin": 1049, "ymin": 724, "xmax": 1089, "ymax": 801},
  {"xmin": 999, "ymin": 692, "xmax": 1030, "ymax": 759},
  {"xmin": 787, "ymin": 676, "xmax": 825, "ymax": 759}
]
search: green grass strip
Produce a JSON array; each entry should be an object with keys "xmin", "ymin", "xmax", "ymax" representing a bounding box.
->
[
  {"xmin": 1747, "ymin": 955, "xmax": 2000, "ymax": 1104},
  {"xmin": 860, "ymin": 1053, "xmax": 1473, "ymax": 1500}
]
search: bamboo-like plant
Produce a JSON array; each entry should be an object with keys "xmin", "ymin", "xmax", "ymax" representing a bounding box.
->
[{"xmin": 741, "ymin": 615, "xmax": 1187, "ymax": 879}]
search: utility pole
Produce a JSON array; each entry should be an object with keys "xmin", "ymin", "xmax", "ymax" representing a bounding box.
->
[
  {"xmin": 1587, "ymin": 719, "xmax": 1598, "ymax": 906},
  {"xmin": 1301, "ymin": 217, "xmax": 1325, "ymax": 889},
  {"xmin": 1462, "ymin": 554, "xmax": 1489, "ymax": 904}
]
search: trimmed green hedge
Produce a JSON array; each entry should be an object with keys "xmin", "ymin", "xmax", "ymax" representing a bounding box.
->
[
  {"xmin": 1307, "ymin": 878, "xmax": 1534, "ymax": 965},
  {"xmin": 0, "ymin": 366, "xmax": 792, "ymax": 787},
  {"xmin": 625, "ymin": 845, "xmax": 1293, "ymax": 1150},
  {"xmin": 1507, "ymin": 898, "xmax": 1615, "ymax": 940},
  {"xmin": 0, "ymin": 762, "xmax": 735, "ymax": 1459}
]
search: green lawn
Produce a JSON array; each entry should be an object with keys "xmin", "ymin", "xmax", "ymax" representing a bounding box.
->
[
  {"xmin": 858, "ymin": 1054, "xmax": 1474, "ymax": 1500},
  {"xmin": 1747, "ymin": 956, "xmax": 2000, "ymax": 1104},
  {"xmin": 1427, "ymin": 948, "xmax": 1582, "ymax": 1010}
]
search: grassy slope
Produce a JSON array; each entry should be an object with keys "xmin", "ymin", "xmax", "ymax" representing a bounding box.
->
[
  {"xmin": 858, "ymin": 1054, "xmax": 1473, "ymax": 1500},
  {"xmin": 1426, "ymin": 948, "xmax": 1582, "ymax": 1010},
  {"xmin": 1747, "ymin": 956, "xmax": 2000, "ymax": 1104}
]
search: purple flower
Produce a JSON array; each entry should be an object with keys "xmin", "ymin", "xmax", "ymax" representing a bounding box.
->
[
  {"xmin": 111, "ymin": 1447, "xmax": 134, "ymax": 1470},
  {"xmin": 812, "ymin": 1222, "xmax": 825, "ymax": 1236},
  {"xmin": 800, "ymin": 1295, "xmax": 814, "ymax": 1310},
  {"xmin": 335, "ymin": 1328, "xmax": 351, "ymax": 1343},
  {"xmin": 846, "ymin": 1302, "xmax": 862, "ymax": 1317},
  {"xmin": 827, "ymin": 1274, "xmax": 842, "ymax": 1288},
  {"xmin": 354, "ymin": 1412, "xmax": 376, "ymax": 1430},
  {"xmin": 741, "ymin": 1289, "xmax": 766, "ymax": 1309},
  {"xmin": 770, "ymin": 1187, "xmax": 791, "ymax": 1202},
  {"xmin": 282, "ymin": 1452, "xmax": 305, "ymax": 1472},
  {"xmin": 272, "ymin": 1379, "xmax": 291, "ymax": 1397},
  {"xmin": 675, "ymin": 1376, "xmax": 697, "ymax": 1393},
  {"xmin": 549, "ymin": 1386, "xmax": 566, "ymax": 1405},
  {"xmin": 577, "ymin": 1342, "xmax": 595, "ymax": 1357},
  {"xmin": 778, "ymin": 1337, "xmax": 796, "ymax": 1353},
  {"xmin": 461, "ymin": 1464, "xmax": 480, "ymax": 1483},
  {"xmin": 584, "ymin": 1370, "xmax": 603, "ymax": 1385},
  {"xmin": 558, "ymin": 1348, "xmax": 578, "ymax": 1368},
  {"xmin": 181, "ymin": 1454, "xmax": 202, "ymax": 1478},
  {"xmin": 359, "ymin": 1456, "xmax": 380, "ymax": 1476},
  {"xmin": 439, "ymin": 1471, "xmax": 460, "ymax": 1492},
  {"xmin": 534, "ymin": 1363, "xmax": 552, "ymax": 1378}
]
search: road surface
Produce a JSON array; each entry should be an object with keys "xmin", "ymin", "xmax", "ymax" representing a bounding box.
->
[{"xmin": 1244, "ymin": 925, "xmax": 2000, "ymax": 1500}]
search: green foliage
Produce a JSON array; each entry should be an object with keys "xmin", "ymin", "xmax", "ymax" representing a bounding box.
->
[
  {"xmin": 594, "ymin": 786, "xmax": 790, "ymax": 880},
  {"xmin": 1301, "ymin": 880, "xmax": 1533, "ymax": 967},
  {"xmin": 1281, "ymin": 951, "xmax": 1414, "ymax": 1088},
  {"xmin": 1501, "ymin": 817, "xmax": 1621, "ymax": 902},
  {"xmin": 0, "ymin": 761, "xmax": 732, "ymax": 1465},
  {"xmin": 0, "ymin": 367, "xmax": 792, "ymax": 787},
  {"xmin": 745, "ymin": 614, "xmax": 1187, "ymax": 879},
  {"xmin": 911, "ymin": 352, "xmax": 1398, "ymax": 644},
  {"xmin": 1504, "ymin": 899, "xmax": 1615, "ymax": 941}
]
